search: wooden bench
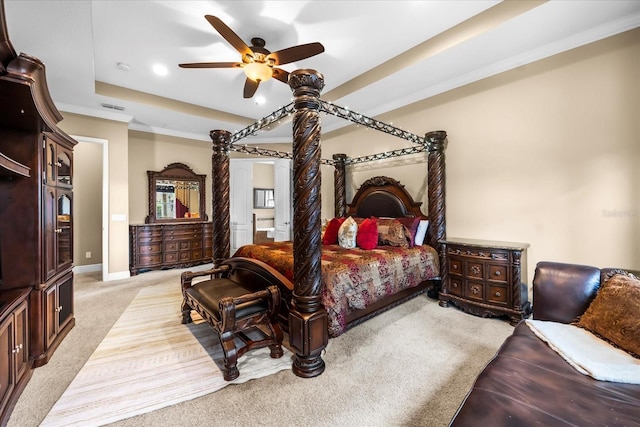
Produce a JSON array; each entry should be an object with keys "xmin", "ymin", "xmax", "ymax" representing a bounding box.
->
[{"xmin": 180, "ymin": 257, "xmax": 289, "ymax": 380}]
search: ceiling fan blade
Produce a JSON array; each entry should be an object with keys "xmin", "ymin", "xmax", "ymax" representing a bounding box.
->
[
  {"xmin": 272, "ymin": 68, "xmax": 289, "ymax": 84},
  {"xmin": 267, "ymin": 42, "xmax": 325, "ymax": 65},
  {"xmin": 205, "ymin": 15, "xmax": 252, "ymax": 57},
  {"xmin": 243, "ymin": 78, "xmax": 259, "ymax": 98},
  {"xmin": 178, "ymin": 62, "xmax": 242, "ymax": 69}
]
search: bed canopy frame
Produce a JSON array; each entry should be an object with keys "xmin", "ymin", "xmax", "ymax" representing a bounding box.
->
[{"xmin": 209, "ymin": 69, "xmax": 447, "ymax": 378}]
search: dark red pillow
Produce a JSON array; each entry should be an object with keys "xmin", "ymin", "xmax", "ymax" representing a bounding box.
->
[
  {"xmin": 322, "ymin": 217, "xmax": 345, "ymax": 245},
  {"xmin": 397, "ymin": 217, "xmax": 421, "ymax": 247},
  {"xmin": 356, "ymin": 217, "xmax": 378, "ymax": 250}
]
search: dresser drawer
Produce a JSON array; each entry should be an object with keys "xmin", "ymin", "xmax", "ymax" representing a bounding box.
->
[
  {"xmin": 164, "ymin": 252, "xmax": 180, "ymax": 263},
  {"xmin": 138, "ymin": 254, "xmax": 161, "ymax": 265},
  {"xmin": 165, "ymin": 241, "xmax": 178, "ymax": 252},
  {"xmin": 137, "ymin": 229, "xmax": 162, "ymax": 239},
  {"xmin": 138, "ymin": 243, "xmax": 161, "ymax": 254}
]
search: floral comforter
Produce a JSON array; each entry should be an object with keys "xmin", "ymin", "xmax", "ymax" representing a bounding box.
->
[{"xmin": 233, "ymin": 241, "xmax": 439, "ymax": 337}]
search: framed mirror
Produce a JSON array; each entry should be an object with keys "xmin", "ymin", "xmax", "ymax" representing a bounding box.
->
[
  {"xmin": 145, "ymin": 162, "xmax": 207, "ymax": 223},
  {"xmin": 254, "ymin": 188, "xmax": 275, "ymax": 209}
]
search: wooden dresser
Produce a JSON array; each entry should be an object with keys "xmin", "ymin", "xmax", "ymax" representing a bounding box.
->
[
  {"xmin": 438, "ymin": 238, "xmax": 531, "ymax": 325},
  {"xmin": 129, "ymin": 222, "xmax": 213, "ymax": 275}
]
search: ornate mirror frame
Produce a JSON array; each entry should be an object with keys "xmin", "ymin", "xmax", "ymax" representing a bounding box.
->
[{"xmin": 145, "ymin": 162, "xmax": 207, "ymax": 223}]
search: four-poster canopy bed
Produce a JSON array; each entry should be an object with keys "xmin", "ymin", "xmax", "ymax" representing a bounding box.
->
[{"xmin": 184, "ymin": 69, "xmax": 448, "ymax": 378}]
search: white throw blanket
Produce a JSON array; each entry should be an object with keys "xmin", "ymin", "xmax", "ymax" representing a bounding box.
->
[{"xmin": 526, "ymin": 319, "xmax": 640, "ymax": 384}]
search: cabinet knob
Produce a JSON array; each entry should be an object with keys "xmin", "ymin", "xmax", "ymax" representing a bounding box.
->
[
  {"xmin": 452, "ymin": 265, "xmax": 458, "ymax": 270},
  {"xmin": 495, "ymin": 271, "xmax": 501, "ymax": 276},
  {"xmin": 495, "ymin": 291, "xmax": 501, "ymax": 297}
]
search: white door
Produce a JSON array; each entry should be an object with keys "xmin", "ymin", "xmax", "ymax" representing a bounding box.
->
[
  {"xmin": 230, "ymin": 160, "xmax": 254, "ymax": 254},
  {"xmin": 274, "ymin": 159, "xmax": 292, "ymax": 241}
]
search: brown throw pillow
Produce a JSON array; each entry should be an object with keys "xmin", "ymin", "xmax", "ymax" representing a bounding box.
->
[
  {"xmin": 376, "ymin": 218, "xmax": 409, "ymax": 247},
  {"xmin": 574, "ymin": 273, "xmax": 640, "ymax": 358}
]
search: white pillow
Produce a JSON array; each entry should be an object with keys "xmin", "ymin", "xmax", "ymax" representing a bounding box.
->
[
  {"xmin": 338, "ymin": 216, "xmax": 358, "ymax": 249},
  {"xmin": 414, "ymin": 220, "xmax": 429, "ymax": 245}
]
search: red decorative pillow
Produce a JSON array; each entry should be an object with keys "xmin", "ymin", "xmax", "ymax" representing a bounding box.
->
[
  {"xmin": 356, "ymin": 217, "xmax": 378, "ymax": 250},
  {"xmin": 322, "ymin": 217, "xmax": 345, "ymax": 245},
  {"xmin": 397, "ymin": 217, "xmax": 421, "ymax": 247}
]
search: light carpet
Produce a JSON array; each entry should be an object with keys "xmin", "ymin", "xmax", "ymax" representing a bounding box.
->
[{"xmin": 40, "ymin": 282, "xmax": 293, "ymax": 427}]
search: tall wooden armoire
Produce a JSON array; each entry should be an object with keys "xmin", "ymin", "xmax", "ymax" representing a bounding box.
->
[{"xmin": 0, "ymin": 0, "xmax": 76, "ymax": 422}]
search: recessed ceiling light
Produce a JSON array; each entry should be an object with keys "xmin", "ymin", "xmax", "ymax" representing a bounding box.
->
[
  {"xmin": 255, "ymin": 96, "xmax": 266, "ymax": 105},
  {"xmin": 152, "ymin": 64, "xmax": 168, "ymax": 76}
]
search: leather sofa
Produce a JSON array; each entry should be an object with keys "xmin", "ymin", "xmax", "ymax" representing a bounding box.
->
[{"xmin": 449, "ymin": 261, "xmax": 640, "ymax": 426}]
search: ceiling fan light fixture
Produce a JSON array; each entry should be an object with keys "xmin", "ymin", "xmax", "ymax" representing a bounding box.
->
[{"xmin": 244, "ymin": 62, "xmax": 272, "ymax": 82}]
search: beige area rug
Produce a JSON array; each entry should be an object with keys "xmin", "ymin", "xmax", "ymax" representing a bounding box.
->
[{"xmin": 39, "ymin": 282, "xmax": 293, "ymax": 427}]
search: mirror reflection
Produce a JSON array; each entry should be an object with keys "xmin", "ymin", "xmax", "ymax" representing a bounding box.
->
[
  {"xmin": 156, "ymin": 179, "xmax": 201, "ymax": 219},
  {"xmin": 254, "ymin": 188, "xmax": 274, "ymax": 209}
]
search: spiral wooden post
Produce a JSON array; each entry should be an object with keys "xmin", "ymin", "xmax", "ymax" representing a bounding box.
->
[
  {"xmin": 210, "ymin": 130, "xmax": 231, "ymax": 267},
  {"xmin": 425, "ymin": 130, "xmax": 448, "ymax": 298},
  {"xmin": 288, "ymin": 69, "xmax": 328, "ymax": 378},
  {"xmin": 333, "ymin": 153, "xmax": 347, "ymax": 217}
]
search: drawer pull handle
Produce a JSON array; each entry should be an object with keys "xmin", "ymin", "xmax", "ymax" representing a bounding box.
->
[
  {"xmin": 494, "ymin": 271, "xmax": 501, "ymax": 276},
  {"xmin": 495, "ymin": 291, "xmax": 501, "ymax": 297},
  {"xmin": 453, "ymin": 265, "xmax": 458, "ymax": 270}
]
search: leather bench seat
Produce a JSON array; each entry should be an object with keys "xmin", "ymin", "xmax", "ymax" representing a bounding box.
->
[{"xmin": 186, "ymin": 279, "xmax": 267, "ymax": 318}]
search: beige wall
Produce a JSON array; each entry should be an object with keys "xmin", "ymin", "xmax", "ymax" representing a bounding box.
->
[
  {"xmin": 321, "ymin": 28, "xmax": 640, "ymax": 282},
  {"xmin": 128, "ymin": 131, "xmax": 212, "ymax": 224},
  {"xmin": 72, "ymin": 141, "xmax": 102, "ymax": 266},
  {"xmin": 58, "ymin": 113, "xmax": 129, "ymax": 277}
]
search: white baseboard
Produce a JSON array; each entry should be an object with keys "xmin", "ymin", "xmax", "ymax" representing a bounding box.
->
[
  {"xmin": 107, "ymin": 271, "xmax": 131, "ymax": 281},
  {"xmin": 73, "ymin": 264, "xmax": 130, "ymax": 281},
  {"xmin": 74, "ymin": 263, "xmax": 102, "ymax": 274}
]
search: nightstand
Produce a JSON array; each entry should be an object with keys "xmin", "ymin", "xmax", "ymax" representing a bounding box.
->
[{"xmin": 438, "ymin": 238, "xmax": 531, "ymax": 325}]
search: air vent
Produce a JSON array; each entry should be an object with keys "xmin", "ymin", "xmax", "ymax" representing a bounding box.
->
[{"xmin": 100, "ymin": 103, "xmax": 125, "ymax": 111}]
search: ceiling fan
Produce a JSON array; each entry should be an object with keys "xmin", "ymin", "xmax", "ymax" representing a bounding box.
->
[{"xmin": 179, "ymin": 15, "xmax": 325, "ymax": 98}]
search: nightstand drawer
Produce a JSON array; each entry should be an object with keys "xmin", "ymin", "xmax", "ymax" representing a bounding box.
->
[
  {"xmin": 487, "ymin": 285, "xmax": 508, "ymax": 304},
  {"xmin": 465, "ymin": 280, "xmax": 484, "ymax": 301},
  {"xmin": 488, "ymin": 264, "xmax": 508, "ymax": 283},
  {"xmin": 449, "ymin": 258, "xmax": 463, "ymax": 276},
  {"xmin": 466, "ymin": 262, "xmax": 484, "ymax": 280},
  {"xmin": 449, "ymin": 277, "xmax": 464, "ymax": 297}
]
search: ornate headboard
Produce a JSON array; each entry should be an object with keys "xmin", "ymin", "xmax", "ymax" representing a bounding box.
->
[{"xmin": 346, "ymin": 176, "xmax": 427, "ymax": 219}]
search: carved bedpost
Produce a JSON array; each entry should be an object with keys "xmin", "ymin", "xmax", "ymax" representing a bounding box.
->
[
  {"xmin": 210, "ymin": 130, "xmax": 231, "ymax": 267},
  {"xmin": 288, "ymin": 69, "xmax": 328, "ymax": 378},
  {"xmin": 426, "ymin": 130, "xmax": 448, "ymax": 294},
  {"xmin": 333, "ymin": 153, "xmax": 347, "ymax": 217}
]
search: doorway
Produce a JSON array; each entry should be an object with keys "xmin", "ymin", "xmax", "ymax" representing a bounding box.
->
[
  {"xmin": 230, "ymin": 158, "xmax": 291, "ymax": 254},
  {"xmin": 71, "ymin": 135, "xmax": 109, "ymax": 282}
]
